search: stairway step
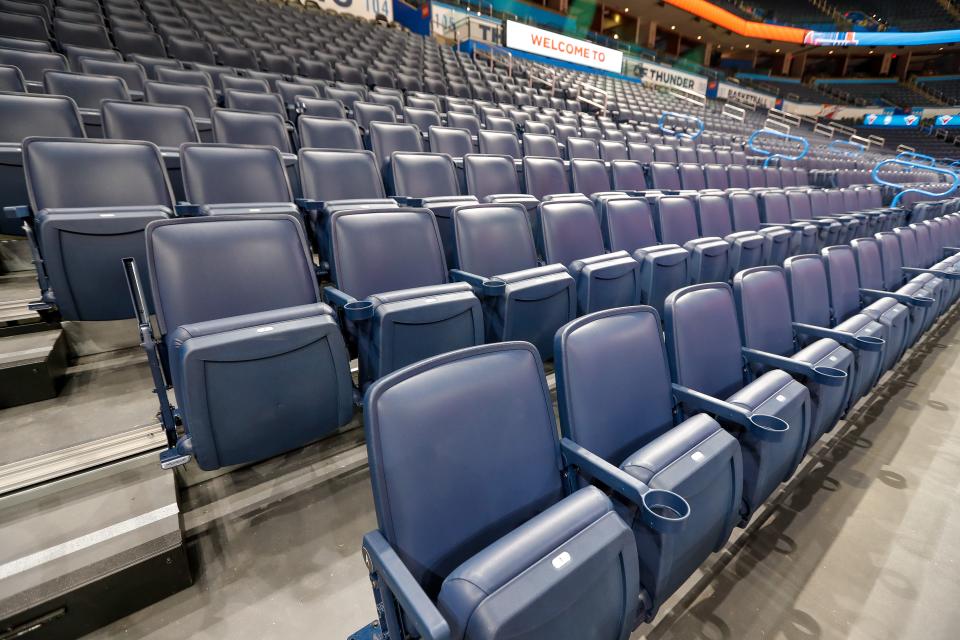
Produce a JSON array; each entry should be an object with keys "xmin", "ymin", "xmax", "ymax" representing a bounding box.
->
[{"xmin": 0, "ymin": 329, "xmax": 67, "ymax": 408}]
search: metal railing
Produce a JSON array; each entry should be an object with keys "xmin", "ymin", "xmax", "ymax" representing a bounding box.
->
[{"xmin": 722, "ymin": 103, "xmax": 746, "ymax": 123}]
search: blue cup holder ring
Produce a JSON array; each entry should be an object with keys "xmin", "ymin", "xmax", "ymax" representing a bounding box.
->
[
  {"xmin": 640, "ymin": 488, "xmax": 690, "ymax": 534},
  {"xmin": 748, "ymin": 413, "xmax": 790, "ymax": 441},
  {"xmin": 344, "ymin": 299, "xmax": 375, "ymax": 321}
]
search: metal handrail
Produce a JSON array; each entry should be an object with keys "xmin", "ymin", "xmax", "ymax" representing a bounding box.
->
[
  {"xmin": 659, "ymin": 111, "xmax": 704, "ymax": 140},
  {"xmin": 872, "ymin": 157, "xmax": 959, "ymax": 207},
  {"xmin": 748, "ymin": 128, "xmax": 810, "ymax": 169},
  {"xmin": 828, "ymin": 139, "xmax": 865, "ymax": 157}
]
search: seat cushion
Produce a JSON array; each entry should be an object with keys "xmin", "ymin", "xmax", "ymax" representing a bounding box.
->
[
  {"xmin": 621, "ymin": 413, "xmax": 726, "ymax": 485},
  {"xmin": 725, "ymin": 369, "xmax": 795, "ymax": 413}
]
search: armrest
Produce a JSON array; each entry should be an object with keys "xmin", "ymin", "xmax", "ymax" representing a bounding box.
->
[
  {"xmin": 671, "ymin": 383, "xmax": 788, "ymax": 441},
  {"xmin": 902, "ymin": 266, "xmax": 960, "ymax": 281},
  {"xmin": 742, "ymin": 347, "xmax": 846, "ymax": 386},
  {"xmin": 792, "ymin": 322, "xmax": 884, "ymax": 351},
  {"xmin": 175, "ymin": 203, "xmax": 202, "ymax": 217},
  {"xmin": 362, "ymin": 530, "xmax": 451, "ymax": 640},
  {"xmin": 3, "ymin": 205, "xmax": 30, "ymax": 220},
  {"xmin": 860, "ymin": 287, "xmax": 934, "ymax": 307},
  {"xmin": 559, "ymin": 438, "xmax": 689, "ymax": 534},
  {"xmin": 495, "ymin": 263, "xmax": 569, "ymax": 284},
  {"xmin": 449, "ymin": 269, "xmax": 503, "ymax": 296},
  {"xmin": 323, "ymin": 286, "xmax": 370, "ymax": 321}
]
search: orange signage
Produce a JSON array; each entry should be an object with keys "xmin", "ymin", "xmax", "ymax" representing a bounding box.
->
[{"xmin": 664, "ymin": 0, "xmax": 808, "ymax": 44}]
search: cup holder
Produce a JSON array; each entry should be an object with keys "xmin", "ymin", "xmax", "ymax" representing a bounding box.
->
[
  {"xmin": 482, "ymin": 279, "xmax": 506, "ymax": 297},
  {"xmin": 812, "ymin": 365, "xmax": 847, "ymax": 386},
  {"xmin": 854, "ymin": 335, "xmax": 885, "ymax": 351},
  {"xmin": 344, "ymin": 299, "xmax": 375, "ymax": 321},
  {"xmin": 748, "ymin": 413, "xmax": 789, "ymax": 441},
  {"xmin": 641, "ymin": 489, "xmax": 690, "ymax": 534}
]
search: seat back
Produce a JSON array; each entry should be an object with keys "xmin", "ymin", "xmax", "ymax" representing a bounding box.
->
[
  {"xmin": 628, "ymin": 142, "xmax": 654, "ymax": 163},
  {"xmin": 295, "ymin": 96, "xmax": 345, "ymax": 119},
  {"xmin": 478, "ymin": 130, "xmax": 521, "ymax": 158},
  {"xmin": 783, "ymin": 255, "xmax": 833, "ymax": 328},
  {"xmin": 523, "ymin": 132, "xmax": 561, "ymax": 158},
  {"xmin": 299, "ymin": 148, "xmax": 385, "ymax": 202},
  {"xmin": 402, "ymin": 106, "xmax": 441, "ymax": 131},
  {"xmin": 539, "ymin": 200, "xmax": 604, "ymax": 266},
  {"xmin": 600, "ymin": 140, "xmax": 627, "ymax": 161},
  {"xmin": 428, "ymin": 126, "xmax": 471, "ymax": 158},
  {"xmin": 144, "ymin": 81, "xmax": 215, "ymax": 119},
  {"xmin": 822, "ymin": 245, "xmax": 864, "ymax": 323},
  {"xmin": 223, "ymin": 89, "xmax": 285, "ymax": 119},
  {"xmin": 728, "ymin": 191, "xmax": 763, "ymax": 232},
  {"xmin": 0, "ymin": 50, "xmax": 67, "ymax": 84},
  {"xmin": 654, "ymin": 195, "xmax": 699, "ymax": 245},
  {"xmin": 78, "ymin": 59, "xmax": 146, "ymax": 93},
  {"xmin": 566, "ymin": 136, "xmax": 598, "ymax": 160},
  {"xmin": 297, "ymin": 115, "xmax": 362, "ymax": 150},
  {"xmin": 0, "ymin": 63, "xmax": 24, "ymax": 92},
  {"xmin": 211, "ymin": 108, "xmax": 290, "ymax": 153},
  {"xmin": 180, "ymin": 143, "xmax": 292, "ymax": 204},
  {"xmin": 758, "ymin": 191, "xmax": 791, "ymax": 225},
  {"xmin": 524, "ymin": 156, "xmax": 569, "ymax": 199},
  {"xmin": 875, "ymin": 232, "xmax": 906, "ymax": 289},
  {"xmin": 602, "ymin": 197, "xmax": 658, "ymax": 252},
  {"xmin": 695, "ymin": 193, "xmax": 734, "ymax": 237},
  {"xmin": 653, "ymin": 144, "xmax": 677, "ymax": 163},
  {"xmin": 24, "ymin": 137, "xmax": 173, "ymax": 210},
  {"xmin": 850, "ymin": 238, "xmax": 886, "ymax": 291},
  {"xmin": 369, "ymin": 121, "xmax": 423, "ymax": 188},
  {"xmin": 364, "ymin": 342, "xmax": 565, "ymax": 596},
  {"xmin": 101, "ymin": 100, "xmax": 198, "ymax": 147},
  {"xmin": 353, "ymin": 101, "xmax": 396, "ymax": 132},
  {"xmin": 732, "ymin": 266, "xmax": 796, "ymax": 357},
  {"xmin": 392, "ymin": 151, "xmax": 460, "ymax": 198},
  {"xmin": 452, "ymin": 203, "xmax": 538, "ymax": 275},
  {"xmin": 329, "ymin": 207, "xmax": 448, "ymax": 299},
  {"xmin": 894, "ymin": 227, "xmax": 922, "ymax": 268},
  {"xmin": 826, "ymin": 189, "xmax": 845, "ymax": 215},
  {"xmin": 679, "ymin": 163, "xmax": 705, "ymax": 191},
  {"xmin": 648, "ymin": 162, "xmax": 681, "ymax": 190},
  {"xmin": 556, "ymin": 306, "xmax": 676, "ymax": 464},
  {"xmin": 570, "ymin": 158, "xmax": 611, "ymax": 195},
  {"xmin": 610, "ymin": 160, "xmax": 646, "ymax": 191},
  {"xmin": 463, "ymin": 153, "xmax": 520, "ymax": 200},
  {"xmin": 726, "ymin": 165, "xmax": 748, "ymax": 189},
  {"xmin": 664, "ymin": 283, "xmax": 744, "ymax": 399},
  {"xmin": 43, "ymin": 70, "xmax": 130, "ymax": 110},
  {"xmin": 786, "ymin": 190, "xmax": 812, "ymax": 221},
  {"xmin": 0, "ymin": 93, "xmax": 84, "ymax": 141}
]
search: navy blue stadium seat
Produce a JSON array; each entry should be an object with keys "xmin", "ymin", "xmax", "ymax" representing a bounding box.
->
[
  {"xmin": 664, "ymin": 282, "xmax": 810, "ymax": 520},
  {"xmin": 733, "ymin": 266, "xmax": 853, "ymax": 447},
  {"xmin": 138, "ymin": 214, "xmax": 353, "ymax": 470},
  {"xmin": 20, "ymin": 138, "xmax": 172, "ymax": 320},
  {"xmin": 694, "ymin": 193, "xmax": 766, "ymax": 277},
  {"xmin": 652, "ymin": 195, "xmax": 730, "ymax": 284},
  {"xmin": 361, "ymin": 342, "xmax": 640, "ymax": 640},
  {"xmin": 324, "ymin": 207, "xmax": 483, "ymax": 388},
  {"xmin": 555, "ymin": 305, "xmax": 741, "ymax": 619},
  {"xmin": 450, "ymin": 202, "xmax": 575, "ymax": 358}
]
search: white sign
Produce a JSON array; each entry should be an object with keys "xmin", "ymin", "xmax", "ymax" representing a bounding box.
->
[
  {"xmin": 625, "ymin": 59, "xmax": 708, "ymax": 95},
  {"xmin": 717, "ymin": 82, "xmax": 776, "ymax": 109},
  {"xmin": 432, "ymin": 2, "xmax": 501, "ymax": 44},
  {"xmin": 307, "ymin": 0, "xmax": 391, "ymax": 21},
  {"xmin": 505, "ymin": 21, "xmax": 623, "ymax": 73}
]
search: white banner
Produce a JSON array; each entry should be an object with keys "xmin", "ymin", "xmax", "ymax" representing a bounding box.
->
[
  {"xmin": 505, "ymin": 21, "xmax": 623, "ymax": 73},
  {"xmin": 625, "ymin": 59, "xmax": 708, "ymax": 95},
  {"xmin": 717, "ymin": 82, "xmax": 776, "ymax": 109},
  {"xmin": 432, "ymin": 3, "xmax": 501, "ymax": 44},
  {"xmin": 308, "ymin": 0, "xmax": 391, "ymax": 21}
]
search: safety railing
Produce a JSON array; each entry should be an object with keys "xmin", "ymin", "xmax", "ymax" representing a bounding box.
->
[
  {"xmin": 814, "ymin": 122, "xmax": 836, "ymax": 139},
  {"xmin": 722, "ymin": 103, "xmax": 746, "ymax": 122},
  {"xmin": 849, "ymin": 134, "xmax": 872, "ymax": 149},
  {"xmin": 763, "ymin": 118, "xmax": 791, "ymax": 134},
  {"xmin": 827, "ymin": 139, "xmax": 865, "ymax": 157},
  {"xmin": 748, "ymin": 128, "xmax": 810, "ymax": 169},
  {"xmin": 472, "ymin": 41, "xmax": 512, "ymax": 77},
  {"xmin": 659, "ymin": 111, "xmax": 704, "ymax": 140},
  {"xmin": 866, "ymin": 134, "xmax": 885, "ymax": 148},
  {"xmin": 768, "ymin": 108, "xmax": 801, "ymax": 128},
  {"xmin": 896, "ymin": 144, "xmax": 916, "ymax": 153},
  {"xmin": 872, "ymin": 157, "xmax": 959, "ymax": 207},
  {"xmin": 667, "ymin": 85, "xmax": 706, "ymax": 108},
  {"xmin": 577, "ymin": 83, "xmax": 608, "ymax": 116}
]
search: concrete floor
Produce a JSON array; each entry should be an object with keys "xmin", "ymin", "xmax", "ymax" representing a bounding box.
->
[{"xmin": 86, "ymin": 311, "xmax": 960, "ymax": 640}]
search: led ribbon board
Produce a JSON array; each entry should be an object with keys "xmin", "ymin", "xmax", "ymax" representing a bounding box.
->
[
  {"xmin": 862, "ymin": 114, "xmax": 921, "ymax": 127},
  {"xmin": 504, "ymin": 21, "xmax": 623, "ymax": 72}
]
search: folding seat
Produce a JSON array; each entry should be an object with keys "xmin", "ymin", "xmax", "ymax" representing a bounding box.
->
[
  {"xmin": 537, "ymin": 200, "xmax": 641, "ymax": 314},
  {"xmin": 0, "ymin": 60, "xmax": 23, "ymax": 94},
  {"xmin": 324, "ymin": 207, "xmax": 483, "ymax": 387},
  {"xmin": 42, "ymin": 70, "xmax": 129, "ymax": 138},
  {"xmin": 896, "ymin": 225, "xmax": 957, "ymax": 315},
  {"xmin": 463, "ymin": 152, "xmax": 538, "ymax": 217},
  {"xmin": 733, "ymin": 266, "xmax": 852, "ymax": 446},
  {"xmin": 128, "ymin": 214, "xmax": 353, "ymax": 470},
  {"xmin": 651, "ymin": 144, "xmax": 676, "ymax": 164},
  {"xmin": 390, "ymin": 151, "xmax": 478, "ymax": 264},
  {"xmin": 478, "ymin": 129, "xmax": 521, "ymax": 159},
  {"xmin": 786, "ymin": 189, "xmax": 841, "ymax": 247},
  {"xmin": 676, "ymin": 146, "xmax": 698, "ymax": 165},
  {"xmin": 523, "ymin": 132, "xmax": 562, "ymax": 158},
  {"xmin": 728, "ymin": 191, "xmax": 794, "ymax": 266},
  {"xmin": 295, "ymin": 96, "xmax": 344, "ymax": 119},
  {"xmin": 365, "ymin": 68, "xmax": 394, "ymax": 90},
  {"xmin": 757, "ymin": 190, "xmax": 818, "ymax": 254},
  {"xmin": 726, "ymin": 165, "xmax": 749, "ymax": 190},
  {"xmin": 555, "ymin": 305, "xmax": 741, "ymax": 618},
  {"xmin": 369, "ymin": 121, "xmax": 424, "ymax": 194},
  {"xmin": 783, "ymin": 254, "xmax": 887, "ymax": 409},
  {"xmin": 167, "ymin": 36, "xmax": 215, "ymax": 65},
  {"xmin": 694, "ymin": 193, "xmax": 767, "ymax": 278},
  {"xmin": 401, "ymin": 106, "xmax": 440, "ymax": 136},
  {"xmin": 143, "ymin": 80, "xmax": 215, "ymax": 141},
  {"xmin": 297, "ymin": 148, "xmax": 397, "ymax": 270},
  {"xmin": 210, "ymin": 108, "xmax": 299, "ymax": 194},
  {"xmin": 678, "ymin": 163, "xmax": 706, "ymax": 191},
  {"xmin": 446, "ymin": 111, "xmax": 480, "ymax": 138},
  {"xmin": 821, "ymin": 188, "xmax": 864, "ymax": 241},
  {"xmin": 566, "ymin": 136, "xmax": 599, "ymax": 160},
  {"xmin": 334, "ymin": 62, "xmax": 363, "ymax": 85},
  {"xmin": 428, "ymin": 126, "xmax": 471, "ymax": 160},
  {"xmin": 360, "ymin": 341, "xmax": 640, "ymax": 640},
  {"xmin": 448, "ymin": 203, "xmax": 575, "ymax": 358},
  {"xmin": 297, "ymin": 115, "xmax": 361, "ymax": 150},
  {"xmin": 128, "ymin": 54, "xmax": 181, "ymax": 80},
  {"xmin": 523, "ymin": 121, "xmax": 551, "ymax": 136},
  {"xmin": 715, "ymin": 148, "xmax": 733, "ymax": 165},
  {"xmin": 260, "ymin": 51, "xmax": 295, "ymax": 76},
  {"xmin": 0, "ymin": 10, "xmax": 47, "ymax": 41},
  {"xmin": 664, "ymin": 282, "xmax": 810, "ymax": 520},
  {"xmin": 279, "ymin": 81, "xmax": 321, "ymax": 117},
  {"xmin": 874, "ymin": 231, "xmax": 942, "ymax": 337},
  {"xmin": 0, "ymin": 49, "xmax": 66, "ymax": 93},
  {"xmin": 761, "ymin": 166, "xmax": 782, "ymax": 189},
  {"xmin": 353, "ymin": 101, "xmax": 396, "ymax": 138},
  {"xmin": 16, "ymin": 138, "xmax": 172, "ymax": 320},
  {"xmin": 55, "ymin": 18, "xmax": 111, "ymax": 49},
  {"xmin": 600, "ymin": 139, "xmax": 628, "ymax": 161},
  {"xmin": 113, "ymin": 27, "xmax": 166, "ymax": 58},
  {"xmin": 221, "ymin": 74, "xmax": 270, "ymax": 94},
  {"xmin": 696, "ymin": 146, "xmax": 716, "ymax": 164},
  {"xmin": 101, "ymin": 100, "xmax": 199, "ymax": 200},
  {"xmin": 78, "ymin": 58, "xmax": 147, "ymax": 98},
  {"xmin": 652, "ymin": 195, "xmax": 730, "ymax": 284},
  {"xmin": 298, "ymin": 57, "xmax": 333, "ymax": 81},
  {"xmin": 62, "ymin": 44, "xmax": 120, "ymax": 70},
  {"xmin": 703, "ymin": 164, "xmax": 730, "ymax": 191},
  {"xmin": 647, "ymin": 162, "xmax": 681, "ymax": 191},
  {"xmin": 523, "ymin": 155, "xmax": 589, "ymax": 204}
]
